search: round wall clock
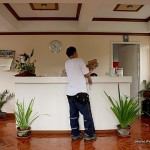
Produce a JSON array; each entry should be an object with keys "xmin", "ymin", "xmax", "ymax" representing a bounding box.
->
[{"xmin": 49, "ymin": 40, "xmax": 62, "ymax": 53}]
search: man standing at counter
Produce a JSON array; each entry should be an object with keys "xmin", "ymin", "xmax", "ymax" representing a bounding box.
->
[{"xmin": 65, "ymin": 46, "xmax": 96, "ymax": 141}]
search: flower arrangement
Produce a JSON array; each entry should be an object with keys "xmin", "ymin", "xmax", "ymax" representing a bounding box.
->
[
  {"xmin": 86, "ymin": 59, "xmax": 98, "ymax": 70},
  {"xmin": 15, "ymin": 49, "xmax": 36, "ymax": 75}
]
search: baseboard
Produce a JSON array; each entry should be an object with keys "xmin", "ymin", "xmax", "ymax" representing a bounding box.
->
[
  {"xmin": 31, "ymin": 129, "xmax": 117, "ymax": 135},
  {"xmin": 7, "ymin": 113, "xmax": 15, "ymax": 119}
]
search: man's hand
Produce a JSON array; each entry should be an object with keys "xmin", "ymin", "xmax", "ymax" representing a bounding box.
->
[
  {"xmin": 85, "ymin": 69, "xmax": 93, "ymax": 85},
  {"xmin": 87, "ymin": 76, "xmax": 92, "ymax": 85}
]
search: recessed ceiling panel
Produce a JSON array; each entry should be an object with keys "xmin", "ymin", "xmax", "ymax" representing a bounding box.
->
[
  {"xmin": 9, "ymin": 3, "xmax": 77, "ymax": 17},
  {"xmin": 94, "ymin": 4, "xmax": 150, "ymax": 19},
  {"xmin": 30, "ymin": 3, "xmax": 58, "ymax": 10},
  {"xmin": 114, "ymin": 4, "xmax": 143, "ymax": 12}
]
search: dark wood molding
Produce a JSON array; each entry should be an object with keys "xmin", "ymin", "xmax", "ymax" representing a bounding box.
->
[
  {"xmin": 18, "ymin": 17, "xmax": 78, "ymax": 21},
  {"xmin": 93, "ymin": 18, "xmax": 147, "ymax": 22},
  {"xmin": 3, "ymin": 3, "xmax": 81, "ymax": 21},
  {"xmin": 146, "ymin": 16, "xmax": 150, "ymax": 22},
  {"xmin": 30, "ymin": 3, "xmax": 35, "ymax": 10},
  {"xmin": 76, "ymin": 3, "xmax": 82, "ymax": 20},
  {"xmin": 0, "ymin": 32, "xmax": 149, "ymax": 36},
  {"xmin": 3, "ymin": 3, "xmax": 20, "ymax": 20}
]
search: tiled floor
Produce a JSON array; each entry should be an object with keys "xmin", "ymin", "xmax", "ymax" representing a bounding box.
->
[{"xmin": 0, "ymin": 115, "xmax": 150, "ymax": 150}]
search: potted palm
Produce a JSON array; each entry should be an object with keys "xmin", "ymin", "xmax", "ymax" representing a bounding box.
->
[
  {"xmin": 0, "ymin": 90, "xmax": 14, "ymax": 120},
  {"xmin": 104, "ymin": 84, "xmax": 141, "ymax": 137},
  {"xmin": 15, "ymin": 98, "xmax": 40, "ymax": 138}
]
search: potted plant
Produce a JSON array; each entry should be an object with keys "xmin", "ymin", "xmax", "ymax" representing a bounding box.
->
[
  {"xmin": 139, "ymin": 80, "xmax": 150, "ymax": 99},
  {"xmin": 0, "ymin": 90, "xmax": 14, "ymax": 120},
  {"xmin": 14, "ymin": 98, "xmax": 40, "ymax": 138},
  {"xmin": 104, "ymin": 84, "xmax": 141, "ymax": 137},
  {"xmin": 15, "ymin": 49, "xmax": 36, "ymax": 76},
  {"xmin": 139, "ymin": 80, "xmax": 150, "ymax": 117}
]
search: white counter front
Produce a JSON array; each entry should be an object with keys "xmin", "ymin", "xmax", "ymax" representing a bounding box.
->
[{"xmin": 15, "ymin": 76, "xmax": 132, "ymax": 131}]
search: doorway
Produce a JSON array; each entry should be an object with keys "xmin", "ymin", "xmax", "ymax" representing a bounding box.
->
[{"xmin": 112, "ymin": 42, "xmax": 140, "ymax": 98}]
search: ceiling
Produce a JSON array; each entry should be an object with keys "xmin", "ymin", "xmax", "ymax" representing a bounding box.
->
[{"xmin": 0, "ymin": 0, "xmax": 150, "ymax": 34}]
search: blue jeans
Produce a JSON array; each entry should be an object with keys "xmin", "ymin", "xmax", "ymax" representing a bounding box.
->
[{"xmin": 67, "ymin": 94, "xmax": 95, "ymax": 137}]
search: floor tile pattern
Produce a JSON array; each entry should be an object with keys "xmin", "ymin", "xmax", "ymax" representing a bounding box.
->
[{"xmin": 0, "ymin": 116, "xmax": 150, "ymax": 150}]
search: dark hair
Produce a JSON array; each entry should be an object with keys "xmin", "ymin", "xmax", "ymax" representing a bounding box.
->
[
  {"xmin": 90, "ymin": 73, "xmax": 98, "ymax": 76},
  {"xmin": 66, "ymin": 46, "xmax": 76, "ymax": 57}
]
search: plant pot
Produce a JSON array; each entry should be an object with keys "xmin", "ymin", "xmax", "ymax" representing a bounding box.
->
[
  {"xmin": 142, "ymin": 99, "xmax": 150, "ymax": 117},
  {"xmin": 17, "ymin": 127, "xmax": 31, "ymax": 138},
  {"xmin": 143, "ymin": 91, "xmax": 150, "ymax": 99},
  {"xmin": 117, "ymin": 125, "xmax": 130, "ymax": 137},
  {"xmin": 15, "ymin": 71, "xmax": 36, "ymax": 77},
  {"xmin": 0, "ymin": 112, "xmax": 7, "ymax": 120}
]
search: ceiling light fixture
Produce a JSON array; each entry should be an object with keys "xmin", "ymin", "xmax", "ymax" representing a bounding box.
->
[
  {"xmin": 41, "ymin": 3, "xmax": 47, "ymax": 9},
  {"xmin": 127, "ymin": 5, "xmax": 133, "ymax": 8}
]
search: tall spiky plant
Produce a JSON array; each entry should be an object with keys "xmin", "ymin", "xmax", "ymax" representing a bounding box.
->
[
  {"xmin": 15, "ymin": 99, "xmax": 40, "ymax": 130},
  {"xmin": 104, "ymin": 84, "xmax": 141, "ymax": 128}
]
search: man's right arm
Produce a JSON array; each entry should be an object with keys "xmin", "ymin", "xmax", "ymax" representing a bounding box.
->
[{"xmin": 84, "ymin": 69, "xmax": 93, "ymax": 85}]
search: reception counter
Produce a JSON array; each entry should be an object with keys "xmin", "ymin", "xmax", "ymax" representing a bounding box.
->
[{"xmin": 15, "ymin": 76, "xmax": 132, "ymax": 131}]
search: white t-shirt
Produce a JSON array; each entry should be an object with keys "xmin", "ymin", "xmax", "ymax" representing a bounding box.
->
[{"xmin": 65, "ymin": 58, "xmax": 89, "ymax": 96}]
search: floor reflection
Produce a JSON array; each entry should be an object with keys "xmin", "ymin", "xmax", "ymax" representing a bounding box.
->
[{"xmin": 0, "ymin": 116, "xmax": 149, "ymax": 150}]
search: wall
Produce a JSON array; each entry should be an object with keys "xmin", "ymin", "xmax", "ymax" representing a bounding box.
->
[{"xmin": 0, "ymin": 35, "xmax": 149, "ymax": 112}]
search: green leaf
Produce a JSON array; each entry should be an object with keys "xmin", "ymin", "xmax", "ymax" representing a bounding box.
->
[
  {"xmin": 14, "ymin": 98, "xmax": 49, "ymax": 130},
  {"xmin": 0, "ymin": 90, "xmax": 14, "ymax": 111},
  {"xmin": 104, "ymin": 83, "xmax": 141, "ymax": 128},
  {"xmin": 30, "ymin": 49, "xmax": 34, "ymax": 57}
]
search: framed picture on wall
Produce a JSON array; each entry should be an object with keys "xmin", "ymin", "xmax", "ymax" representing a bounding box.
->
[
  {"xmin": 0, "ymin": 50, "xmax": 15, "ymax": 71},
  {"xmin": 123, "ymin": 35, "xmax": 129, "ymax": 42}
]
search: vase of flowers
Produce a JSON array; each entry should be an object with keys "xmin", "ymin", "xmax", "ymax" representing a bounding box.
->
[{"xmin": 15, "ymin": 49, "xmax": 36, "ymax": 76}]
